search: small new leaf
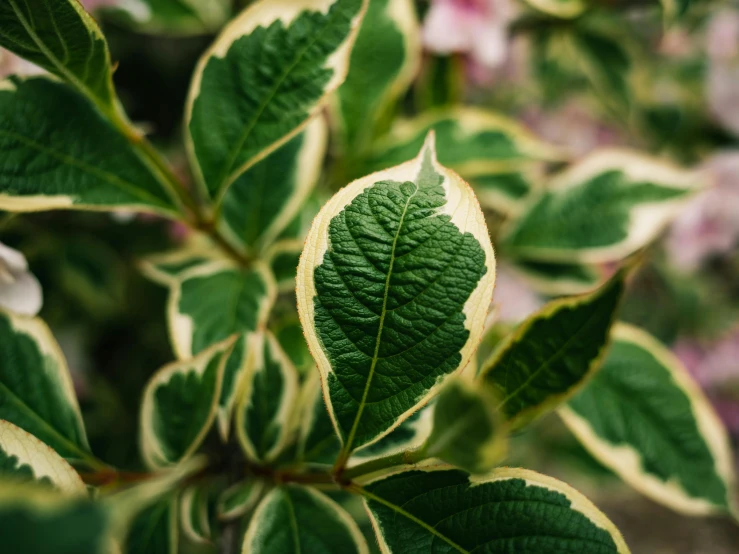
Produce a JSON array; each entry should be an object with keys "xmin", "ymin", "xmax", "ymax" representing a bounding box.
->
[
  {"xmin": 361, "ymin": 467, "xmax": 629, "ymax": 553},
  {"xmin": 561, "ymin": 323, "xmax": 737, "ymax": 516},
  {"xmin": 297, "ymin": 133, "xmax": 496, "ymax": 455},
  {"xmin": 425, "ymin": 379, "xmax": 506, "ymax": 474},
  {"xmin": 479, "ymin": 268, "xmax": 625, "ymax": 429},
  {"xmin": 242, "ymin": 485, "xmax": 369, "ymax": 554},
  {"xmin": 186, "ymin": 0, "xmax": 367, "ymax": 202}
]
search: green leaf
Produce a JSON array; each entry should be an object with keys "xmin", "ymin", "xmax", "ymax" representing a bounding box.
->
[
  {"xmin": 185, "ymin": 0, "xmax": 367, "ymax": 202},
  {"xmin": 0, "ymin": 77, "xmax": 178, "ymax": 216},
  {"xmin": 333, "ymin": 0, "xmax": 420, "ymax": 155},
  {"xmin": 297, "ymin": 135, "xmax": 496, "ymax": 455},
  {"xmin": 360, "ymin": 467, "xmax": 630, "ymax": 553},
  {"xmin": 272, "ymin": 317, "xmax": 314, "ymax": 376},
  {"xmin": 560, "ymin": 323, "xmax": 737, "ymax": 516},
  {"xmin": 236, "ymin": 332, "xmax": 299, "ymax": 463},
  {"xmin": 242, "ymin": 485, "xmax": 368, "ymax": 554},
  {"xmin": 368, "ymin": 108, "xmax": 561, "ymax": 212},
  {"xmin": 509, "ymin": 259, "xmax": 603, "ymax": 296},
  {"xmin": 0, "ymin": 309, "xmax": 91, "ymax": 462},
  {"xmin": 296, "ymin": 372, "xmax": 342, "ymax": 466},
  {"xmin": 110, "ymin": 0, "xmax": 231, "ymax": 36},
  {"xmin": 215, "ymin": 334, "xmax": 250, "ymax": 442},
  {"xmin": 0, "ymin": 420, "xmax": 85, "ymax": 494},
  {"xmin": 140, "ymin": 339, "xmax": 233, "ymax": 468},
  {"xmin": 0, "ymin": 484, "xmax": 110, "ymax": 554},
  {"xmin": 143, "ymin": 256, "xmax": 276, "ymax": 359},
  {"xmin": 521, "ymin": 0, "xmax": 588, "ymax": 18},
  {"xmin": 425, "ymin": 379, "xmax": 506, "ymax": 474},
  {"xmin": 180, "ymin": 484, "xmax": 212, "ymax": 545},
  {"xmin": 502, "ymin": 150, "xmax": 698, "ymax": 263},
  {"xmin": 479, "ymin": 269, "xmax": 625, "ymax": 429},
  {"xmin": 220, "ymin": 117, "xmax": 327, "ymax": 254},
  {"xmin": 0, "ymin": 0, "xmax": 116, "ymax": 110},
  {"xmin": 573, "ymin": 28, "xmax": 632, "ymax": 113},
  {"xmin": 217, "ymin": 480, "xmax": 263, "ymax": 521},
  {"xmin": 124, "ymin": 496, "xmax": 178, "ymax": 554}
]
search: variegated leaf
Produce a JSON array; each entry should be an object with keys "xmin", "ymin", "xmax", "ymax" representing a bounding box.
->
[{"xmin": 217, "ymin": 480, "xmax": 263, "ymax": 521}]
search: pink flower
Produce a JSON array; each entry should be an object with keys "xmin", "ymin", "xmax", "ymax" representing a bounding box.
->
[
  {"xmin": 665, "ymin": 152, "xmax": 739, "ymax": 270},
  {"xmin": 706, "ymin": 9, "xmax": 739, "ymax": 137},
  {"xmin": 423, "ymin": 0, "xmax": 516, "ymax": 69}
]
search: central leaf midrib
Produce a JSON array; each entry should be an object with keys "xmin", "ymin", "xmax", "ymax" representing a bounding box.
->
[
  {"xmin": 342, "ymin": 184, "xmax": 418, "ymax": 453},
  {"xmin": 283, "ymin": 491, "xmax": 302, "ymax": 554}
]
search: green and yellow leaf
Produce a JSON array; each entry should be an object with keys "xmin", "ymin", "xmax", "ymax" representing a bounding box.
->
[
  {"xmin": 140, "ymin": 339, "xmax": 234, "ymax": 468},
  {"xmin": 0, "ymin": 309, "xmax": 91, "ymax": 463},
  {"xmin": 479, "ymin": 269, "xmax": 625, "ymax": 429},
  {"xmin": 297, "ymin": 134, "xmax": 496, "ymax": 455},
  {"xmin": 236, "ymin": 332, "xmax": 300, "ymax": 463},
  {"xmin": 509, "ymin": 259, "xmax": 603, "ymax": 296},
  {"xmin": 0, "ymin": 0, "xmax": 116, "ymax": 110},
  {"xmin": 360, "ymin": 467, "xmax": 630, "ymax": 553},
  {"xmin": 124, "ymin": 496, "xmax": 178, "ymax": 554},
  {"xmin": 368, "ymin": 108, "xmax": 562, "ymax": 212},
  {"xmin": 220, "ymin": 117, "xmax": 328, "ymax": 254},
  {"xmin": 186, "ymin": 0, "xmax": 367, "ymax": 202},
  {"xmin": 0, "ymin": 420, "xmax": 85, "ymax": 494},
  {"xmin": 502, "ymin": 149, "xmax": 699, "ymax": 263},
  {"xmin": 296, "ymin": 371, "xmax": 342, "ymax": 466},
  {"xmin": 216, "ymin": 334, "xmax": 251, "ymax": 441},
  {"xmin": 0, "ymin": 77, "xmax": 180, "ymax": 216},
  {"xmin": 217, "ymin": 480, "xmax": 263, "ymax": 521},
  {"xmin": 180, "ymin": 484, "xmax": 211, "ymax": 544},
  {"xmin": 242, "ymin": 485, "xmax": 369, "ymax": 554},
  {"xmin": 332, "ymin": 0, "xmax": 420, "ymax": 155},
  {"xmin": 424, "ymin": 379, "xmax": 506, "ymax": 474},
  {"xmin": 560, "ymin": 323, "xmax": 737, "ymax": 516},
  {"xmin": 521, "ymin": 0, "xmax": 588, "ymax": 18}
]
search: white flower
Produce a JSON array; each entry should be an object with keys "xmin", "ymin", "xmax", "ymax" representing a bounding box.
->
[
  {"xmin": 0, "ymin": 242, "xmax": 43, "ymax": 316},
  {"xmin": 422, "ymin": 0, "xmax": 516, "ymax": 69}
]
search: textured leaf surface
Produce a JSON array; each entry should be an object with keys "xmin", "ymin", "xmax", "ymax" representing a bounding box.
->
[
  {"xmin": 125, "ymin": 496, "xmax": 178, "ymax": 554},
  {"xmin": 0, "ymin": 485, "xmax": 109, "ymax": 554},
  {"xmin": 242, "ymin": 485, "xmax": 368, "ymax": 554},
  {"xmin": 0, "ymin": 420, "xmax": 84, "ymax": 494},
  {"xmin": 425, "ymin": 379, "xmax": 506, "ymax": 474},
  {"xmin": 0, "ymin": 78, "xmax": 177, "ymax": 215},
  {"xmin": 480, "ymin": 270, "xmax": 625, "ymax": 429},
  {"xmin": 297, "ymin": 136, "xmax": 495, "ymax": 454},
  {"xmin": 561, "ymin": 324, "xmax": 736, "ymax": 516},
  {"xmin": 153, "ymin": 259, "xmax": 275, "ymax": 359},
  {"xmin": 502, "ymin": 150, "xmax": 698, "ymax": 263},
  {"xmin": 368, "ymin": 109, "xmax": 561, "ymax": 211},
  {"xmin": 334, "ymin": 0, "xmax": 420, "ymax": 155},
  {"xmin": 186, "ymin": 0, "xmax": 366, "ymax": 201},
  {"xmin": 140, "ymin": 339, "xmax": 233, "ymax": 468},
  {"xmin": 217, "ymin": 480, "xmax": 263, "ymax": 521},
  {"xmin": 0, "ymin": 309, "xmax": 90, "ymax": 461},
  {"xmin": 0, "ymin": 0, "xmax": 115, "ymax": 109},
  {"xmin": 220, "ymin": 117, "xmax": 327, "ymax": 253},
  {"xmin": 236, "ymin": 332, "xmax": 299, "ymax": 463},
  {"xmin": 362, "ymin": 467, "xmax": 629, "ymax": 553}
]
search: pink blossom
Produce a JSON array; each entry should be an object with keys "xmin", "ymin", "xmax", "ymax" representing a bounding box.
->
[
  {"xmin": 706, "ymin": 9, "xmax": 739, "ymax": 137},
  {"xmin": 423, "ymin": 0, "xmax": 516, "ymax": 69},
  {"xmin": 665, "ymin": 152, "xmax": 739, "ymax": 270}
]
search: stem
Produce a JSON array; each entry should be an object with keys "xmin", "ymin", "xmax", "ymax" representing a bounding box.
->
[{"xmin": 340, "ymin": 446, "xmax": 427, "ymax": 482}]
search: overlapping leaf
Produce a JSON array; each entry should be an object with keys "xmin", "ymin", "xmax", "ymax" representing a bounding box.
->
[
  {"xmin": 186, "ymin": 0, "xmax": 367, "ymax": 202},
  {"xmin": 561, "ymin": 324, "xmax": 736, "ymax": 516},
  {"xmin": 502, "ymin": 150, "xmax": 698, "ymax": 263},
  {"xmin": 479, "ymin": 269, "xmax": 625, "ymax": 429},
  {"xmin": 124, "ymin": 496, "xmax": 178, "ymax": 554},
  {"xmin": 297, "ymin": 135, "xmax": 496, "ymax": 455},
  {"xmin": 217, "ymin": 480, "xmax": 263, "ymax": 521},
  {"xmin": 242, "ymin": 485, "xmax": 369, "ymax": 554},
  {"xmin": 510, "ymin": 259, "xmax": 603, "ymax": 295},
  {"xmin": 360, "ymin": 467, "xmax": 630, "ymax": 553}
]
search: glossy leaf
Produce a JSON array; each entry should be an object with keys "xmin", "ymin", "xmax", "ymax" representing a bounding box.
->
[
  {"xmin": 217, "ymin": 480, "xmax": 263, "ymax": 521},
  {"xmin": 0, "ymin": 420, "xmax": 85, "ymax": 494},
  {"xmin": 220, "ymin": 117, "xmax": 328, "ymax": 253},
  {"xmin": 236, "ymin": 332, "xmax": 299, "ymax": 463},
  {"xmin": 0, "ymin": 484, "xmax": 109, "ymax": 554},
  {"xmin": 242, "ymin": 485, "xmax": 369, "ymax": 554},
  {"xmin": 510, "ymin": 259, "xmax": 602, "ymax": 296},
  {"xmin": 0, "ymin": 0, "xmax": 116, "ymax": 110},
  {"xmin": 333, "ymin": 0, "xmax": 420, "ymax": 154},
  {"xmin": 502, "ymin": 150, "xmax": 698, "ymax": 263},
  {"xmin": 0, "ymin": 78, "xmax": 179, "ymax": 215},
  {"xmin": 140, "ymin": 339, "xmax": 233, "ymax": 468},
  {"xmin": 186, "ymin": 0, "xmax": 367, "ymax": 202},
  {"xmin": 143, "ymin": 257, "xmax": 276, "ymax": 359},
  {"xmin": 479, "ymin": 269, "xmax": 625, "ymax": 429},
  {"xmin": 361, "ymin": 467, "xmax": 629, "ymax": 553},
  {"xmin": 425, "ymin": 379, "xmax": 506, "ymax": 474},
  {"xmin": 368, "ymin": 108, "xmax": 561, "ymax": 212},
  {"xmin": 560, "ymin": 323, "xmax": 737, "ymax": 516},
  {"xmin": 124, "ymin": 496, "xmax": 178, "ymax": 554},
  {"xmin": 297, "ymin": 135, "xmax": 496, "ymax": 454},
  {"xmin": 0, "ymin": 309, "xmax": 90, "ymax": 462}
]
